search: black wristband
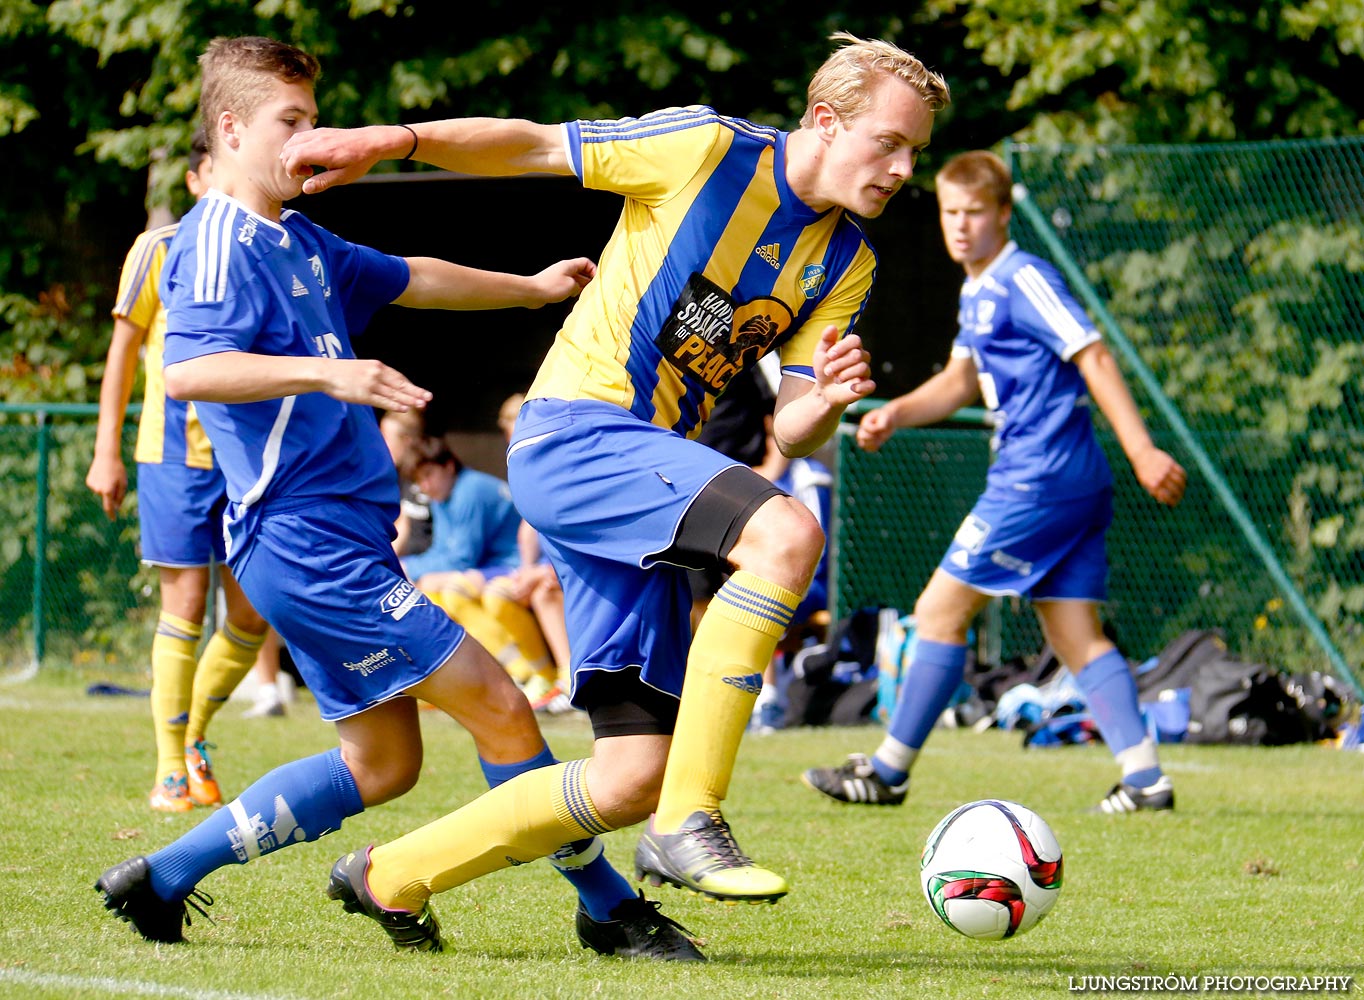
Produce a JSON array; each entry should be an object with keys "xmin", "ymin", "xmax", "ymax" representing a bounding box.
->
[{"xmin": 398, "ymin": 123, "xmax": 419, "ymax": 161}]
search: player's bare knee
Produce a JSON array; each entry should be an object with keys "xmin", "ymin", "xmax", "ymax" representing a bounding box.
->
[
  {"xmin": 731, "ymin": 496, "xmax": 824, "ymax": 580},
  {"xmin": 584, "ymin": 736, "xmax": 666, "ymax": 827},
  {"xmin": 913, "ymin": 596, "xmax": 973, "ymax": 643},
  {"xmin": 226, "ymin": 607, "xmax": 268, "ymax": 635},
  {"xmin": 589, "ymin": 766, "xmax": 661, "ymax": 828},
  {"xmin": 345, "ymin": 753, "xmax": 422, "ymax": 807}
]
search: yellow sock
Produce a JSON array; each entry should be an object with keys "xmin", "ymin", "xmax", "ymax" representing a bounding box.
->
[
  {"xmin": 150, "ymin": 612, "xmax": 201, "ymax": 781},
  {"xmin": 368, "ymin": 760, "xmax": 611, "ymax": 911},
  {"xmin": 483, "ymin": 587, "xmax": 553, "ymax": 674},
  {"xmin": 654, "ymin": 571, "xmax": 798, "ymax": 832},
  {"xmin": 185, "ymin": 622, "xmax": 267, "ymax": 745}
]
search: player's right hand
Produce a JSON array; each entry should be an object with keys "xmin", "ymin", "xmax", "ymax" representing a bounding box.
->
[
  {"xmin": 1133, "ymin": 446, "xmax": 1187, "ymax": 507},
  {"xmin": 321, "ymin": 358, "xmax": 433, "ymax": 413},
  {"xmin": 856, "ymin": 407, "xmax": 896, "ymax": 453},
  {"xmin": 85, "ymin": 456, "xmax": 127, "ymax": 520}
]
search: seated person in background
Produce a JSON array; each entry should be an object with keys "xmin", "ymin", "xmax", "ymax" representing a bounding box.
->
[
  {"xmin": 485, "ymin": 519, "xmax": 574, "ymax": 712},
  {"xmin": 483, "ymin": 392, "xmax": 574, "ymax": 711},
  {"xmin": 379, "ymin": 408, "xmax": 433, "ymax": 557},
  {"xmin": 400, "ymin": 435, "xmax": 558, "ymax": 695}
]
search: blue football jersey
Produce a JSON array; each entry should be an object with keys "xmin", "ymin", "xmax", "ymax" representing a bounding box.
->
[
  {"xmin": 952, "ymin": 241, "xmax": 1112, "ymax": 499},
  {"xmin": 161, "ymin": 190, "xmax": 410, "ymax": 516}
]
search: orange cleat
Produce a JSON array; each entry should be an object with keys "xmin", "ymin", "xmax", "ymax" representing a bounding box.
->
[
  {"xmin": 184, "ymin": 741, "xmax": 221, "ymax": 807},
  {"xmin": 149, "ymin": 771, "xmax": 194, "ymax": 813}
]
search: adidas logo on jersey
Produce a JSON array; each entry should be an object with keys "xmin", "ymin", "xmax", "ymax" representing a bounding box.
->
[
  {"xmin": 754, "ymin": 243, "xmax": 781, "ymax": 269},
  {"xmin": 291, "ymin": 275, "xmax": 309, "ymax": 297}
]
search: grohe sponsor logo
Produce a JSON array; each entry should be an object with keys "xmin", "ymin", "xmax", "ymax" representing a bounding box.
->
[{"xmin": 380, "ymin": 580, "xmax": 426, "ymax": 621}]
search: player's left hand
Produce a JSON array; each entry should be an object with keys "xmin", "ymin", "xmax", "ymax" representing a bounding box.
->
[
  {"xmin": 1133, "ymin": 447, "xmax": 1187, "ymax": 507},
  {"xmin": 529, "ymin": 257, "xmax": 597, "ymax": 306},
  {"xmin": 813, "ymin": 326, "xmax": 875, "ymax": 407}
]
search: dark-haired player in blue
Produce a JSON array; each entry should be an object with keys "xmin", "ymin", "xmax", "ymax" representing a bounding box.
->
[
  {"xmin": 803, "ymin": 149, "xmax": 1187, "ymax": 814},
  {"xmin": 95, "ymin": 35, "xmax": 701, "ymax": 962}
]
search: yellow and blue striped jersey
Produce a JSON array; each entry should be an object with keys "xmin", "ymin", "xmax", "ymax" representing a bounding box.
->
[
  {"xmin": 113, "ymin": 224, "xmax": 214, "ymax": 469},
  {"xmin": 528, "ymin": 106, "xmax": 879, "ymax": 438}
]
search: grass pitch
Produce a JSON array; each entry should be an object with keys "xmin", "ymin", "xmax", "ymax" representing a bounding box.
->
[{"xmin": 1, "ymin": 670, "xmax": 1360, "ymax": 999}]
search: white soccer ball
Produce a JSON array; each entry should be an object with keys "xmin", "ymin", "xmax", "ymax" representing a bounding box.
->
[{"xmin": 920, "ymin": 799, "xmax": 1063, "ymax": 939}]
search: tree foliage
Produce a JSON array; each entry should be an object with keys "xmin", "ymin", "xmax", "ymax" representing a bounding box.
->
[
  {"xmin": 924, "ymin": 0, "xmax": 1364, "ymax": 143},
  {"xmin": 3, "ymin": 0, "xmax": 1362, "ymax": 673}
]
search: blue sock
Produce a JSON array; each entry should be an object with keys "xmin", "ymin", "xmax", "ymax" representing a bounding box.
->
[
  {"xmin": 481, "ymin": 748, "xmax": 632, "ymax": 921},
  {"xmin": 1075, "ymin": 649, "xmax": 1158, "ymax": 773},
  {"xmin": 148, "ymin": 748, "xmax": 363, "ymax": 901},
  {"xmin": 875, "ymin": 640, "xmax": 968, "ymax": 786}
]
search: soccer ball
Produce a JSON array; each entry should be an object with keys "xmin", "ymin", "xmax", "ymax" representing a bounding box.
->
[{"xmin": 920, "ymin": 799, "xmax": 1063, "ymax": 939}]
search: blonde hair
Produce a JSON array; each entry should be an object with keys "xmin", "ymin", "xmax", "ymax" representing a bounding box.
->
[
  {"xmin": 198, "ymin": 36, "xmax": 320, "ymax": 155},
  {"xmin": 801, "ymin": 31, "xmax": 950, "ymax": 128},
  {"xmin": 937, "ymin": 150, "xmax": 1013, "ymax": 207}
]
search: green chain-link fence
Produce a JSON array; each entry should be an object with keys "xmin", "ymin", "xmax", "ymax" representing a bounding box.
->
[
  {"xmin": 8, "ymin": 140, "xmax": 1362, "ymax": 698},
  {"xmin": 831, "ymin": 137, "xmax": 1363, "ymax": 698},
  {"xmin": 1, "ymin": 405, "xmax": 157, "ymax": 673}
]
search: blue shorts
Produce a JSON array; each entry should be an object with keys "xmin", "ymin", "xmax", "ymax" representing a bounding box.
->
[
  {"xmin": 136, "ymin": 462, "xmax": 229, "ymax": 567},
  {"xmin": 940, "ymin": 487, "xmax": 1112, "ymax": 601},
  {"xmin": 230, "ymin": 497, "xmax": 465, "ymax": 722},
  {"xmin": 507, "ymin": 398, "xmax": 743, "ymax": 703}
]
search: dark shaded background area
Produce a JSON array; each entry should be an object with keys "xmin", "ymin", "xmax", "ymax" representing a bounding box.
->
[{"xmin": 296, "ymin": 171, "xmax": 961, "ymax": 437}]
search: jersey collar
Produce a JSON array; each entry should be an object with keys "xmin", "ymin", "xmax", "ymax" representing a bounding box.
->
[
  {"xmin": 202, "ymin": 189, "xmax": 294, "ymax": 249},
  {"xmin": 775, "ymin": 130, "xmax": 831, "ymax": 223},
  {"xmin": 963, "ymin": 240, "xmax": 1019, "ymax": 293}
]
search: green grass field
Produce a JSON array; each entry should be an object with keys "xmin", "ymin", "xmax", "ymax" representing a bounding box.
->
[{"xmin": 1, "ymin": 670, "xmax": 1360, "ymax": 999}]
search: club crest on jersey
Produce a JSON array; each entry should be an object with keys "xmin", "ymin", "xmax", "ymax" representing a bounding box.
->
[
  {"xmin": 799, "ymin": 264, "xmax": 827, "ymax": 299},
  {"xmin": 309, "ymin": 255, "xmax": 330, "ymax": 299},
  {"xmin": 379, "ymin": 580, "xmax": 426, "ymax": 621},
  {"xmin": 656, "ymin": 272, "xmax": 792, "ymax": 394}
]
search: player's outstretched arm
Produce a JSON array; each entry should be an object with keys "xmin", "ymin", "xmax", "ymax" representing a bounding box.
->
[
  {"xmin": 165, "ymin": 353, "xmax": 432, "ymax": 413},
  {"xmin": 281, "ymin": 118, "xmax": 571, "ymax": 196},
  {"xmin": 1074, "ymin": 341, "xmax": 1186, "ymax": 507},
  {"xmin": 396, "ymin": 257, "xmax": 595, "ymax": 311},
  {"xmin": 855, "ymin": 355, "xmax": 979, "ymax": 453},
  {"xmin": 85, "ymin": 316, "xmax": 147, "ymax": 520}
]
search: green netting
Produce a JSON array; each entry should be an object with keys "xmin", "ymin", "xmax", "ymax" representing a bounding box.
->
[
  {"xmin": 8, "ymin": 139, "xmax": 1363, "ymax": 695},
  {"xmin": 831, "ymin": 137, "xmax": 1364, "ymax": 694},
  {"xmin": 0, "ymin": 412, "xmax": 157, "ymax": 672}
]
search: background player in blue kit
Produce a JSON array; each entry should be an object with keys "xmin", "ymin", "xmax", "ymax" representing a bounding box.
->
[
  {"xmin": 280, "ymin": 31, "xmax": 950, "ymax": 920},
  {"xmin": 96, "ymin": 35, "xmax": 700, "ymax": 961},
  {"xmin": 802, "ymin": 149, "xmax": 1188, "ymax": 814},
  {"xmin": 86, "ymin": 127, "xmax": 269, "ymax": 813}
]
